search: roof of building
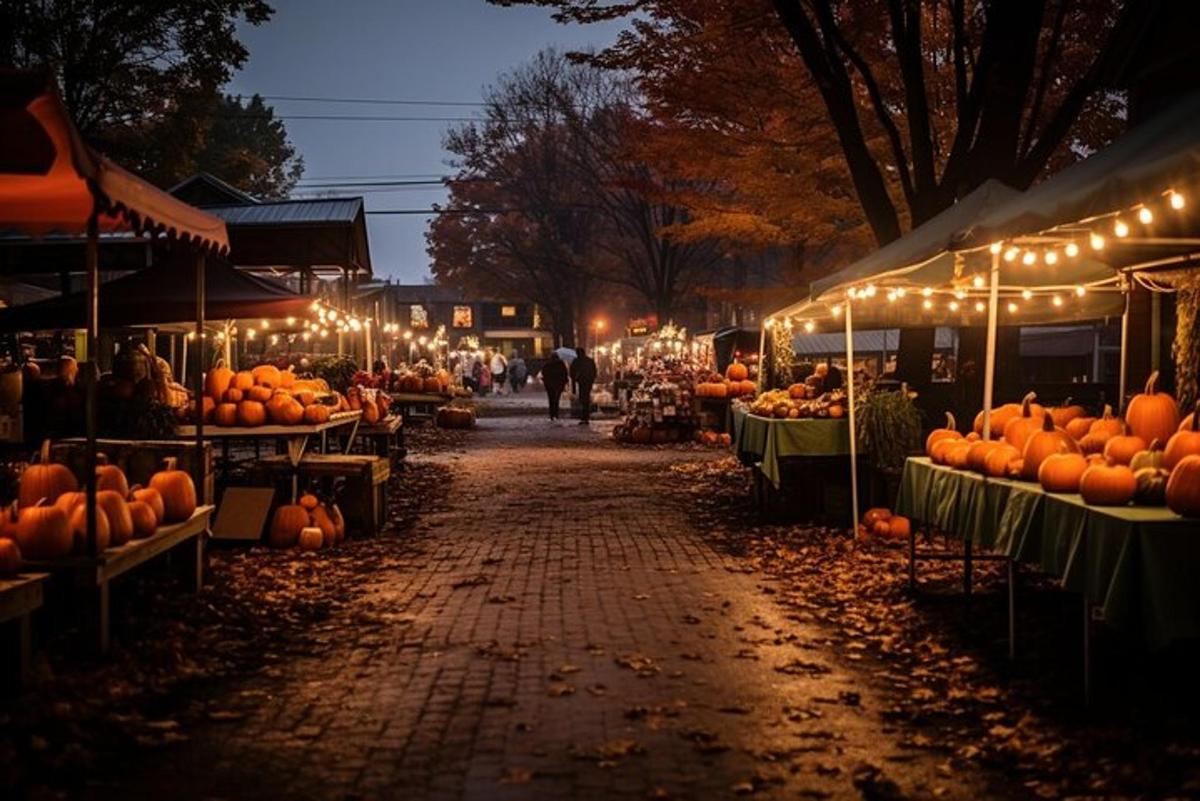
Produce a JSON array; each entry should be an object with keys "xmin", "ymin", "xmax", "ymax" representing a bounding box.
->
[
  {"xmin": 203, "ymin": 197, "xmax": 364, "ymax": 226},
  {"xmin": 168, "ymin": 172, "xmax": 259, "ymax": 207}
]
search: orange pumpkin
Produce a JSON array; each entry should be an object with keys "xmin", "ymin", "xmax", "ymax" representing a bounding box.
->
[
  {"xmin": 279, "ymin": 366, "xmax": 297, "ymax": 389},
  {"xmin": 362, "ymin": 401, "xmax": 380, "ymax": 424},
  {"xmin": 128, "ymin": 500, "xmax": 158, "ymax": 539},
  {"xmin": 862, "ymin": 508, "xmax": 891, "ymax": 528},
  {"xmin": 1125, "ymin": 370, "xmax": 1180, "ymax": 446},
  {"xmin": 214, "ymin": 402, "xmax": 239, "ymax": 427},
  {"xmin": 222, "ymin": 387, "xmax": 244, "ymax": 404},
  {"xmin": 422, "ymin": 377, "xmax": 442, "ymax": 393},
  {"xmin": 96, "ymin": 490, "xmax": 133, "ymax": 546},
  {"xmin": 232, "ymin": 370, "xmax": 255, "ymax": 391},
  {"xmin": 1163, "ymin": 401, "xmax": 1200, "ymax": 470},
  {"xmin": 252, "ymin": 364, "xmax": 283, "ymax": 388},
  {"xmin": 95, "ymin": 457, "xmax": 129, "ymax": 497},
  {"xmin": 303, "ymin": 404, "xmax": 332, "ymax": 424},
  {"xmin": 12, "ymin": 499, "xmax": 72, "ymax": 560},
  {"xmin": 945, "ymin": 440, "xmax": 974, "ymax": 469},
  {"xmin": 1049, "ymin": 398, "xmax": 1087, "ymax": 428},
  {"xmin": 294, "ymin": 390, "xmax": 316, "ymax": 407},
  {"xmin": 925, "ymin": 412, "xmax": 960, "ymax": 456},
  {"xmin": 1004, "ymin": 392, "xmax": 1045, "ymax": 451},
  {"xmin": 237, "ymin": 400, "xmax": 267, "ymax": 427},
  {"xmin": 311, "ymin": 505, "xmax": 337, "ymax": 546},
  {"xmin": 268, "ymin": 504, "xmax": 311, "ymax": 548},
  {"xmin": 206, "ymin": 359, "xmax": 234, "ymax": 401},
  {"xmin": 246, "ymin": 385, "xmax": 273, "ymax": 403},
  {"xmin": 1088, "ymin": 405, "xmax": 1124, "ymax": 439},
  {"xmin": 19, "ymin": 440, "xmax": 78, "ymax": 508},
  {"xmin": 1038, "ymin": 453, "xmax": 1089, "ymax": 493},
  {"xmin": 1165, "ymin": 455, "xmax": 1200, "ymax": 517},
  {"xmin": 886, "ymin": 515, "xmax": 911, "ymax": 540},
  {"xmin": 1102, "ymin": 425, "xmax": 1147, "ymax": 466},
  {"xmin": 1078, "ymin": 430, "xmax": 1111, "ymax": 455},
  {"xmin": 930, "ymin": 437, "xmax": 960, "ymax": 465},
  {"xmin": 299, "ymin": 493, "xmax": 319, "ymax": 511},
  {"xmin": 1079, "ymin": 460, "xmax": 1136, "ymax": 506},
  {"xmin": 725, "ymin": 361, "xmax": 749, "ymax": 382},
  {"xmin": 66, "ymin": 503, "xmax": 111, "ymax": 554},
  {"xmin": 982, "ymin": 443, "xmax": 1021, "ymax": 477},
  {"xmin": 966, "ymin": 440, "xmax": 1002, "ymax": 474},
  {"xmin": 1021, "ymin": 414, "xmax": 1080, "ymax": 481},
  {"xmin": 130, "ymin": 485, "xmax": 165, "ymax": 524},
  {"xmin": 266, "ymin": 393, "xmax": 305, "ymax": 425},
  {"xmin": 149, "ymin": 458, "xmax": 197, "ymax": 523},
  {"xmin": 975, "ymin": 396, "xmax": 1042, "ymax": 439},
  {"xmin": 1065, "ymin": 416, "xmax": 1096, "ymax": 441},
  {"xmin": 0, "ymin": 537, "xmax": 20, "ymax": 577}
]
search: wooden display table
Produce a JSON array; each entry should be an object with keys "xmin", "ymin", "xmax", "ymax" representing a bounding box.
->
[
  {"xmin": 388, "ymin": 391, "xmax": 452, "ymax": 421},
  {"xmin": 1, "ymin": 572, "xmax": 48, "ymax": 686},
  {"xmin": 254, "ymin": 454, "xmax": 389, "ymax": 536},
  {"xmin": 353, "ymin": 415, "xmax": 405, "ymax": 467},
  {"xmin": 26, "ymin": 506, "xmax": 214, "ymax": 653}
]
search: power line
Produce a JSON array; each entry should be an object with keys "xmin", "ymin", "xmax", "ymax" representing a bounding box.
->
[
  {"xmin": 222, "ymin": 113, "xmax": 481, "ymax": 122},
  {"xmin": 254, "ymin": 94, "xmax": 488, "ymax": 107}
]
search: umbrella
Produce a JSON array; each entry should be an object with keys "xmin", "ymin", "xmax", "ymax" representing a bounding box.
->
[{"xmin": 554, "ymin": 347, "xmax": 577, "ymax": 363}]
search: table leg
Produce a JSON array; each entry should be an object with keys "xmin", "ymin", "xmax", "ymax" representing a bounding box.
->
[
  {"xmin": 1083, "ymin": 594, "xmax": 1091, "ymax": 706},
  {"xmin": 963, "ymin": 535, "xmax": 973, "ymax": 597},
  {"xmin": 192, "ymin": 530, "xmax": 206, "ymax": 591},
  {"xmin": 18, "ymin": 613, "xmax": 32, "ymax": 687},
  {"xmin": 907, "ymin": 524, "xmax": 917, "ymax": 592},
  {"xmin": 287, "ymin": 435, "xmax": 310, "ymax": 502},
  {"xmin": 97, "ymin": 580, "xmax": 110, "ymax": 654},
  {"xmin": 1007, "ymin": 559, "xmax": 1016, "ymax": 662}
]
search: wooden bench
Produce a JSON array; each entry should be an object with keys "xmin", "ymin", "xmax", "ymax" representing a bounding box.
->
[
  {"xmin": 254, "ymin": 454, "xmax": 390, "ymax": 537},
  {"xmin": 25, "ymin": 506, "xmax": 213, "ymax": 653},
  {"xmin": 1, "ymin": 572, "xmax": 48, "ymax": 686}
]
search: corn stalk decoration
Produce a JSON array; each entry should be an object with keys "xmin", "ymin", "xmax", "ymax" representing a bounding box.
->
[
  {"xmin": 1172, "ymin": 271, "xmax": 1200, "ymax": 410},
  {"xmin": 770, "ymin": 322, "xmax": 796, "ymax": 390}
]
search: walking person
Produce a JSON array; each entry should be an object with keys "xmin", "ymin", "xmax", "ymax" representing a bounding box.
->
[
  {"xmin": 570, "ymin": 345, "xmax": 597, "ymax": 425},
  {"xmin": 490, "ymin": 349, "xmax": 508, "ymax": 395},
  {"xmin": 477, "ymin": 353, "xmax": 492, "ymax": 396},
  {"xmin": 507, "ymin": 351, "xmax": 527, "ymax": 393},
  {"xmin": 539, "ymin": 351, "xmax": 568, "ymax": 421}
]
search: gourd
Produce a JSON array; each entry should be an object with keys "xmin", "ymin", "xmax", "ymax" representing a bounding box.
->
[
  {"xmin": 1038, "ymin": 453, "xmax": 1089, "ymax": 493},
  {"xmin": 130, "ymin": 485, "xmax": 165, "ymax": 524},
  {"xmin": 237, "ymin": 400, "xmax": 267, "ymax": 427},
  {"xmin": 1128, "ymin": 440, "xmax": 1165, "ymax": 473},
  {"xmin": 925, "ymin": 412, "xmax": 959, "ymax": 456},
  {"xmin": 1078, "ymin": 460, "xmax": 1136, "ymax": 506},
  {"xmin": 362, "ymin": 401, "xmax": 381, "ymax": 424},
  {"xmin": 128, "ymin": 500, "xmax": 158, "ymax": 539},
  {"xmin": 298, "ymin": 526, "xmax": 324, "ymax": 551},
  {"xmin": 303, "ymin": 404, "xmax": 331, "ymax": 424},
  {"xmin": 1088, "ymin": 405, "xmax": 1124, "ymax": 439},
  {"xmin": 12, "ymin": 499, "xmax": 72, "ymax": 560},
  {"xmin": 268, "ymin": 504, "xmax": 311, "ymax": 548},
  {"xmin": 97, "ymin": 490, "xmax": 133, "ymax": 546},
  {"xmin": 251, "ymin": 364, "xmax": 283, "ymax": 388},
  {"xmin": 1021, "ymin": 414, "xmax": 1080, "ymax": 480},
  {"xmin": 1003, "ymin": 393, "xmax": 1045, "ymax": 451},
  {"xmin": 1101, "ymin": 425, "xmax": 1146, "ymax": 466},
  {"xmin": 214, "ymin": 403, "xmax": 238, "ymax": 427},
  {"xmin": 18, "ymin": 440, "xmax": 78, "ymax": 508},
  {"xmin": 95, "ymin": 456, "xmax": 129, "ymax": 497},
  {"xmin": 266, "ymin": 393, "xmax": 304, "ymax": 425},
  {"xmin": 1049, "ymin": 398, "xmax": 1087, "ymax": 428},
  {"xmin": 1133, "ymin": 467, "xmax": 1170, "ymax": 506},
  {"xmin": 1125, "ymin": 370, "xmax": 1180, "ymax": 446},
  {"xmin": 311, "ymin": 505, "xmax": 337, "ymax": 546},
  {"xmin": 0, "ymin": 538, "xmax": 20, "ymax": 577},
  {"xmin": 149, "ymin": 458, "xmax": 197, "ymax": 523},
  {"xmin": 982, "ymin": 443, "xmax": 1021, "ymax": 477},
  {"xmin": 206, "ymin": 359, "xmax": 234, "ymax": 401},
  {"xmin": 1165, "ymin": 455, "xmax": 1200, "ymax": 517},
  {"xmin": 1163, "ymin": 402, "xmax": 1200, "ymax": 470}
]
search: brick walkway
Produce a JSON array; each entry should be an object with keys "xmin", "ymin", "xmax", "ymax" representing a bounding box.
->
[{"xmin": 99, "ymin": 415, "xmax": 1003, "ymax": 801}]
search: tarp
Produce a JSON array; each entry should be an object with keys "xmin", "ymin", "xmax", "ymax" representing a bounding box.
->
[
  {"xmin": 0, "ymin": 70, "xmax": 228, "ymax": 253},
  {"xmin": 0, "ymin": 256, "xmax": 313, "ymax": 332}
]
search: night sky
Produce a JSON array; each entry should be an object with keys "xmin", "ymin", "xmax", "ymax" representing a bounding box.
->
[{"xmin": 224, "ymin": 0, "xmax": 622, "ymax": 283}]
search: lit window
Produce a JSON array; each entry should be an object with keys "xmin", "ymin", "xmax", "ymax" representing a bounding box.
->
[
  {"xmin": 410, "ymin": 305, "xmax": 428, "ymax": 329},
  {"xmin": 501, "ymin": 305, "xmax": 517, "ymax": 317},
  {"xmin": 452, "ymin": 306, "xmax": 473, "ymax": 328}
]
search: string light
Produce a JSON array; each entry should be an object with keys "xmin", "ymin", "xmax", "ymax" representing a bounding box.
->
[
  {"xmin": 764, "ymin": 317, "xmax": 775, "ymax": 328},
  {"xmin": 1022, "ymin": 250, "xmax": 1037, "ymax": 265},
  {"xmin": 1074, "ymin": 285, "xmax": 1087, "ymax": 297},
  {"xmin": 286, "ymin": 317, "xmax": 296, "ymax": 326},
  {"xmin": 989, "ymin": 242, "xmax": 1003, "ymax": 254},
  {"xmin": 1137, "ymin": 207, "xmax": 1154, "ymax": 225},
  {"xmin": 974, "ymin": 301, "xmax": 986, "ymax": 312},
  {"xmin": 302, "ymin": 331, "xmax": 311, "ymax": 341},
  {"xmin": 1052, "ymin": 295, "xmax": 1064, "ymax": 307},
  {"xmin": 972, "ymin": 274, "xmax": 985, "ymax": 288},
  {"xmin": 887, "ymin": 290, "xmax": 898, "ymax": 302},
  {"xmin": 1090, "ymin": 232, "xmax": 1106, "ymax": 250},
  {"xmin": 1064, "ymin": 242, "xmax": 1080, "ymax": 258},
  {"xmin": 260, "ymin": 319, "xmax": 269, "ymax": 329},
  {"xmin": 921, "ymin": 286, "xmax": 933, "ymax": 297},
  {"xmin": 864, "ymin": 284, "xmax": 877, "ymax": 298},
  {"xmin": 830, "ymin": 305, "xmax": 842, "ymax": 317},
  {"xmin": 803, "ymin": 320, "xmax": 815, "ymax": 333},
  {"xmin": 246, "ymin": 328, "xmax": 256, "ymax": 340},
  {"xmin": 954, "ymin": 288, "xmax": 966, "ymax": 300},
  {"xmin": 320, "ymin": 328, "xmax": 329, "ymax": 338},
  {"xmin": 922, "ymin": 299, "xmax": 933, "ymax": 310},
  {"xmin": 1044, "ymin": 250, "xmax": 1058, "ymax": 265},
  {"xmin": 1114, "ymin": 218, "xmax": 1130, "ymax": 237},
  {"xmin": 1169, "ymin": 190, "xmax": 1186, "ymax": 210},
  {"xmin": 1007, "ymin": 302, "xmax": 1018, "ymax": 313},
  {"xmin": 1004, "ymin": 247, "xmax": 1020, "ymax": 262},
  {"xmin": 948, "ymin": 300, "xmax": 960, "ymax": 312},
  {"xmin": 270, "ymin": 335, "xmax": 279, "ymax": 345},
  {"xmin": 1022, "ymin": 289, "xmax": 1033, "ymax": 300},
  {"xmin": 895, "ymin": 288, "xmax": 907, "ymax": 298}
]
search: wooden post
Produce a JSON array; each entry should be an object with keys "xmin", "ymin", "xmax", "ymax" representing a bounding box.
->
[
  {"xmin": 85, "ymin": 212, "xmax": 99, "ymax": 557},
  {"xmin": 845, "ymin": 301, "xmax": 859, "ymax": 534},
  {"xmin": 981, "ymin": 250, "xmax": 1001, "ymax": 441},
  {"xmin": 194, "ymin": 252, "xmax": 206, "ymax": 499},
  {"xmin": 1119, "ymin": 277, "xmax": 1130, "ymax": 410}
]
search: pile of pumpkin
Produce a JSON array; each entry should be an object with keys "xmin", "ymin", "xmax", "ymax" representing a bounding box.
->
[
  {"xmin": 856, "ymin": 507, "xmax": 912, "ymax": 543},
  {"xmin": 393, "ymin": 366, "xmax": 451, "ymax": 395},
  {"xmin": 925, "ymin": 372, "xmax": 1200, "ymax": 517},
  {"xmin": 693, "ymin": 428, "xmax": 733, "ymax": 447},
  {"xmin": 266, "ymin": 493, "xmax": 345, "ymax": 551},
  {"xmin": 745, "ymin": 388, "xmax": 847, "ymax": 420},
  {"xmin": 695, "ymin": 362, "xmax": 757, "ymax": 399},
  {"xmin": 436, "ymin": 405, "xmax": 476, "ymax": 429},
  {"xmin": 0, "ymin": 441, "xmax": 197, "ymax": 576},
  {"xmin": 192, "ymin": 361, "xmax": 389, "ymax": 427}
]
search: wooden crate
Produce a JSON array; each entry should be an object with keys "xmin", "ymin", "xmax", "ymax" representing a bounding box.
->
[
  {"xmin": 51, "ymin": 439, "xmax": 214, "ymax": 505},
  {"xmin": 253, "ymin": 454, "xmax": 389, "ymax": 537}
]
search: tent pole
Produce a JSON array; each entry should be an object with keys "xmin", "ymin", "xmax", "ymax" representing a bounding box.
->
[
  {"xmin": 85, "ymin": 212, "xmax": 99, "ymax": 557},
  {"xmin": 181, "ymin": 334, "xmax": 188, "ymax": 386},
  {"xmin": 756, "ymin": 322, "xmax": 768, "ymax": 392},
  {"xmin": 1119, "ymin": 276, "xmax": 1130, "ymax": 410},
  {"xmin": 194, "ymin": 252, "xmax": 206, "ymax": 501},
  {"xmin": 845, "ymin": 301, "xmax": 859, "ymax": 534},
  {"xmin": 982, "ymin": 250, "xmax": 1001, "ymax": 441}
]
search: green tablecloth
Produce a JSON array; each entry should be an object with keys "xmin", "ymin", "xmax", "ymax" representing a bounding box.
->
[
  {"xmin": 730, "ymin": 406, "xmax": 851, "ymax": 488},
  {"xmin": 897, "ymin": 457, "xmax": 1200, "ymax": 648}
]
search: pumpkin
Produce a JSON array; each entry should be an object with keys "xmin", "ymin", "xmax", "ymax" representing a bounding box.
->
[
  {"xmin": 299, "ymin": 493, "xmax": 319, "ymax": 511},
  {"xmin": 232, "ymin": 370, "xmax": 255, "ymax": 391},
  {"xmin": 1079, "ymin": 460, "xmax": 1136, "ymax": 506},
  {"xmin": 214, "ymin": 402, "xmax": 239, "ymax": 427},
  {"xmin": 1088, "ymin": 405, "xmax": 1124, "ymax": 439},
  {"xmin": 269, "ymin": 504, "xmax": 311, "ymax": 548},
  {"xmin": 1165, "ymin": 455, "xmax": 1200, "ymax": 517},
  {"xmin": 58, "ymin": 355, "xmax": 79, "ymax": 386},
  {"xmin": 363, "ymin": 401, "xmax": 381, "ymax": 424},
  {"xmin": 347, "ymin": 388, "xmax": 362, "ymax": 411},
  {"xmin": 1102, "ymin": 425, "xmax": 1147, "ymax": 466},
  {"xmin": 128, "ymin": 500, "xmax": 158, "ymax": 539},
  {"xmin": 19, "ymin": 440, "xmax": 78, "ymax": 508},
  {"xmin": 222, "ymin": 387, "xmax": 244, "ymax": 404},
  {"xmin": 252, "ymin": 364, "xmax": 283, "ymax": 388},
  {"xmin": 1065, "ymin": 416, "xmax": 1096, "ymax": 441},
  {"xmin": 0, "ymin": 538, "xmax": 20, "ymax": 577},
  {"xmin": 1164, "ymin": 402, "xmax": 1200, "ymax": 470},
  {"xmin": 237, "ymin": 400, "xmax": 267, "ymax": 427},
  {"xmin": 279, "ymin": 367, "xmax": 297, "ymax": 389},
  {"xmin": 1021, "ymin": 414, "xmax": 1080, "ymax": 480},
  {"xmin": 725, "ymin": 361, "xmax": 749, "ymax": 382},
  {"xmin": 1182, "ymin": 410, "xmax": 1196, "ymax": 432},
  {"xmin": 982, "ymin": 443, "xmax": 1021, "ymax": 477},
  {"xmin": 298, "ymin": 526, "xmax": 324, "ymax": 551},
  {"xmin": 886, "ymin": 515, "xmax": 911, "ymax": 540},
  {"xmin": 266, "ymin": 393, "xmax": 304, "ymax": 425},
  {"xmin": 130, "ymin": 485, "xmax": 165, "ymax": 524},
  {"xmin": 246, "ymin": 385, "xmax": 273, "ymax": 403},
  {"xmin": 1078, "ymin": 431, "xmax": 1111, "ymax": 456},
  {"xmin": 1038, "ymin": 453, "xmax": 1089, "ymax": 493},
  {"xmin": 1133, "ymin": 467, "xmax": 1170, "ymax": 506},
  {"xmin": 1049, "ymin": 398, "xmax": 1088, "ymax": 428},
  {"xmin": 1125, "ymin": 370, "xmax": 1180, "ymax": 446},
  {"xmin": 872, "ymin": 519, "xmax": 892, "ymax": 538},
  {"xmin": 294, "ymin": 390, "xmax": 316, "ymax": 407},
  {"xmin": 975, "ymin": 396, "xmax": 1041, "ymax": 438},
  {"xmin": 311, "ymin": 505, "xmax": 337, "ymax": 546},
  {"xmin": 862, "ymin": 508, "xmax": 891, "ymax": 528},
  {"xmin": 945, "ymin": 440, "xmax": 974, "ymax": 469},
  {"xmin": 206, "ymin": 359, "xmax": 234, "ymax": 400},
  {"xmin": 95, "ymin": 457, "xmax": 129, "ymax": 497},
  {"xmin": 925, "ymin": 412, "xmax": 960, "ymax": 456},
  {"xmin": 149, "ymin": 458, "xmax": 197, "ymax": 523},
  {"xmin": 1003, "ymin": 392, "xmax": 1045, "ymax": 451},
  {"xmin": 422, "ymin": 377, "xmax": 442, "ymax": 393},
  {"xmin": 966, "ymin": 440, "xmax": 1002, "ymax": 474},
  {"xmin": 64, "ymin": 498, "xmax": 111, "ymax": 553},
  {"xmin": 303, "ymin": 404, "xmax": 331, "ymax": 424},
  {"xmin": 11, "ymin": 499, "xmax": 72, "ymax": 560},
  {"xmin": 97, "ymin": 490, "xmax": 133, "ymax": 546}
]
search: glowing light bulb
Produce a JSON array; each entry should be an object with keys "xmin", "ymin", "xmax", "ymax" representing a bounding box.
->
[
  {"xmin": 972, "ymin": 274, "xmax": 985, "ymax": 288},
  {"xmin": 246, "ymin": 328, "xmax": 256, "ymax": 340},
  {"xmin": 1065, "ymin": 242, "xmax": 1080, "ymax": 258},
  {"xmin": 895, "ymin": 288, "xmax": 907, "ymax": 298},
  {"xmin": 1008, "ymin": 302, "xmax": 1020, "ymax": 313},
  {"xmin": 954, "ymin": 289, "xmax": 966, "ymax": 300},
  {"xmin": 260, "ymin": 319, "xmax": 269, "ymax": 329},
  {"xmin": 302, "ymin": 331, "xmax": 311, "ymax": 341},
  {"xmin": 803, "ymin": 320, "xmax": 815, "ymax": 333},
  {"xmin": 286, "ymin": 316, "xmax": 296, "ymax": 326},
  {"xmin": 187, "ymin": 331, "xmax": 196, "ymax": 340},
  {"xmin": 830, "ymin": 305, "xmax": 842, "ymax": 317},
  {"xmin": 949, "ymin": 301, "xmax": 960, "ymax": 312},
  {"xmin": 764, "ymin": 318, "xmax": 775, "ymax": 328},
  {"xmin": 1169, "ymin": 191, "xmax": 1185, "ymax": 210},
  {"xmin": 1075, "ymin": 285, "xmax": 1086, "ymax": 297},
  {"xmin": 847, "ymin": 288, "xmax": 858, "ymax": 300},
  {"xmin": 989, "ymin": 242, "xmax": 1003, "ymax": 254},
  {"xmin": 921, "ymin": 286, "xmax": 933, "ymax": 297},
  {"xmin": 1090, "ymin": 232, "xmax": 1106, "ymax": 250},
  {"xmin": 1137, "ymin": 207, "xmax": 1153, "ymax": 225},
  {"xmin": 864, "ymin": 284, "xmax": 877, "ymax": 298},
  {"xmin": 1022, "ymin": 250, "xmax": 1037, "ymax": 265},
  {"xmin": 1114, "ymin": 218, "xmax": 1129, "ymax": 237},
  {"xmin": 974, "ymin": 301, "xmax": 986, "ymax": 312},
  {"xmin": 887, "ymin": 291, "xmax": 897, "ymax": 303},
  {"xmin": 320, "ymin": 328, "xmax": 329, "ymax": 338},
  {"xmin": 1022, "ymin": 289, "xmax": 1033, "ymax": 300},
  {"xmin": 1044, "ymin": 250, "xmax": 1058, "ymax": 265},
  {"xmin": 922, "ymin": 299, "xmax": 933, "ymax": 310},
  {"xmin": 270, "ymin": 335, "xmax": 279, "ymax": 345},
  {"xmin": 1004, "ymin": 247, "xmax": 1020, "ymax": 262},
  {"xmin": 1052, "ymin": 295, "xmax": 1064, "ymax": 307}
]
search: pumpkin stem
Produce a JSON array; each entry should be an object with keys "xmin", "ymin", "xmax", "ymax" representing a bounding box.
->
[
  {"xmin": 944, "ymin": 411, "xmax": 956, "ymax": 431},
  {"xmin": 1042, "ymin": 414, "xmax": 1055, "ymax": 432},
  {"xmin": 1148, "ymin": 438, "xmax": 1162, "ymax": 451},
  {"xmin": 1101, "ymin": 403, "xmax": 1113, "ymax": 420},
  {"xmin": 1145, "ymin": 370, "xmax": 1159, "ymax": 395},
  {"xmin": 162, "ymin": 457, "xmax": 178, "ymax": 472},
  {"xmin": 1021, "ymin": 391, "xmax": 1037, "ymax": 416},
  {"xmin": 38, "ymin": 438, "xmax": 51, "ymax": 464},
  {"xmin": 1192, "ymin": 401, "xmax": 1200, "ymax": 432}
]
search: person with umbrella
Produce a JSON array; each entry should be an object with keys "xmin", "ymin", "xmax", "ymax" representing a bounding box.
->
[
  {"xmin": 539, "ymin": 351, "xmax": 568, "ymax": 420},
  {"xmin": 570, "ymin": 345, "xmax": 598, "ymax": 425}
]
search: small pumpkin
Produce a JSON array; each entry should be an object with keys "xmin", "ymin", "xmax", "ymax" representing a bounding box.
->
[
  {"xmin": 266, "ymin": 393, "xmax": 304, "ymax": 425},
  {"xmin": 1049, "ymin": 397, "xmax": 1087, "ymax": 428},
  {"xmin": 982, "ymin": 443, "xmax": 1021, "ymax": 477},
  {"xmin": 945, "ymin": 440, "xmax": 974, "ymax": 469},
  {"xmin": 1128, "ymin": 439, "xmax": 1165, "ymax": 473},
  {"xmin": 1021, "ymin": 414, "xmax": 1080, "ymax": 480},
  {"xmin": 128, "ymin": 500, "xmax": 158, "ymax": 539},
  {"xmin": 725, "ymin": 361, "xmax": 749, "ymax": 382},
  {"xmin": 303, "ymin": 404, "xmax": 331, "ymax": 424},
  {"xmin": 1078, "ymin": 460, "xmax": 1136, "ymax": 506},
  {"xmin": 886, "ymin": 515, "xmax": 911, "ymax": 540},
  {"xmin": 1133, "ymin": 467, "xmax": 1170, "ymax": 506},
  {"xmin": 1125, "ymin": 370, "xmax": 1180, "ymax": 446},
  {"xmin": 966, "ymin": 440, "xmax": 1002, "ymax": 474},
  {"xmin": 246, "ymin": 385, "xmax": 273, "ymax": 403},
  {"xmin": 1165, "ymin": 454, "xmax": 1200, "ymax": 517},
  {"xmin": 1078, "ymin": 430, "xmax": 1112, "ymax": 456},
  {"xmin": 130, "ymin": 485, "xmax": 165, "ymax": 524},
  {"xmin": 1088, "ymin": 405, "xmax": 1124, "ymax": 439},
  {"xmin": 11, "ymin": 499, "xmax": 72, "ymax": 560},
  {"xmin": 214, "ymin": 402, "xmax": 239, "ymax": 427},
  {"xmin": 95, "ymin": 456, "xmax": 129, "ymax": 497},
  {"xmin": 294, "ymin": 390, "xmax": 316, "ymax": 407},
  {"xmin": 362, "ymin": 401, "xmax": 381, "ymax": 424},
  {"xmin": 0, "ymin": 537, "xmax": 20, "ymax": 577},
  {"xmin": 269, "ymin": 504, "xmax": 311, "ymax": 548},
  {"xmin": 1065, "ymin": 416, "xmax": 1096, "ymax": 441},
  {"xmin": 232, "ymin": 370, "xmax": 255, "ymax": 391},
  {"xmin": 279, "ymin": 366, "xmax": 297, "ymax": 389},
  {"xmin": 974, "ymin": 399, "xmax": 1033, "ymax": 439},
  {"xmin": 237, "ymin": 400, "xmax": 267, "ymax": 427},
  {"xmin": 311, "ymin": 505, "xmax": 337, "ymax": 546},
  {"xmin": 65, "ymin": 502, "xmax": 110, "ymax": 553},
  {"xmin": 1003, "ymin": 392, "xmax": 1045, "ymax": 451},
  {"xmin": 298, "ymin": 526, "xmax": 324, "ymax": 551},
  {"xmin": 252, "ymin": 364, "xmax": 283, "ymax": 388},
  {"xmin": 1102, "ymin": 425, "xmax": 1147, "ymax": 466},
  {"xmin": 97, "ymin": 490, "xmax": 133, "ymax": 546},
  {"xmin": 1163, "ymin": 401, "xmax": 1200, "ymax": 470},
  {"xmin": 18, "ymin": 440, "xmax": 78, "ymax": 508},
  {"xmin": 149, "ymin": 457, "xmax": 197, "ymax": 523},
  {"xmin": 863, "ymin": 508, "xmax": 891, "ymax": 528},
  {"xmin": 299, "ymin": 493, "xmax": 319, "ymax": 511},
  {"xmin": 1038, "ymin": 453, "xmax": 1089, "ymax": 493},
  {"xmin": 206, "ymin": 359, "xmax": 234, "ymax": 401},
  {"xmin": 222, "ymin": 387, "xmax": 244, "ymax": 404}
]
